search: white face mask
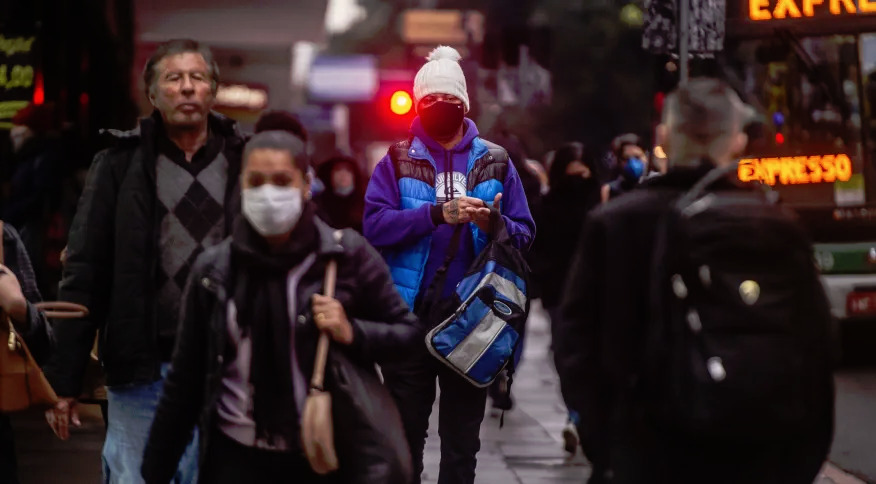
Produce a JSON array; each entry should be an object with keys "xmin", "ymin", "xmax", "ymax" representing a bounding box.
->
[{"xmin": 242, "ymin": 185, "xmax": 303, "ymax": 236}]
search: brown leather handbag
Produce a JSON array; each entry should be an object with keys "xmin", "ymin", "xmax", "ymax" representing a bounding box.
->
[
  {"xmin": 301, "ymin": 258, "xmax": 340, "ymax": 474},
  {"xmin": 0, "ymin": 316, "xmax": 59, "ymax": 412},
  {"xmin": 0, "ymin": 220, "xmax": 60, "ymax": 412}
]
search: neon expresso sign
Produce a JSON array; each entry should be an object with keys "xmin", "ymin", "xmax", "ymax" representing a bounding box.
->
[
  {"xmin": 749, "ymin": 0, "xmax": 876, "ymax": 20},
  {"xmin": 737, "ymin": 154, "xmax": 853, "ymax": 185}
]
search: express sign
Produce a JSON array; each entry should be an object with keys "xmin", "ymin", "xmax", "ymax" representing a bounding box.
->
[
  {"xmin": 738, "ymin": 154, "xmax": 853, "ymax": 185},
  {"xmin": 748, "ymin": 0, "xmax": 876, "ymax": 20}
]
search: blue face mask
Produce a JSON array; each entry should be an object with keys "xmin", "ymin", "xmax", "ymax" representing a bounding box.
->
[{"xmin": 623, "ymin": 157, "xmax": 645, "ymax": 180}]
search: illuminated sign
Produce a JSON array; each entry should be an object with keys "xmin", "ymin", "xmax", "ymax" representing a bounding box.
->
[
  {"xmin": 0, "ymin": 34, "xmax": 37, "ymax": 129},
  {"xmin": 738, "ymin": 154, "xmax": 853, "ymax": 185},
  {"xmin": 748, "ymin": 0, "xmax": 876, "ymax": 21},
  {"xmin": 215, "ymin": 83, "xmax": 268, "ymax": 111}
]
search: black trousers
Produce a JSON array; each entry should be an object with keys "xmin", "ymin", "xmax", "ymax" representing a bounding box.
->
[
  {"xmin": 0, "ymin": 415, "xmax": 18, "ymax": 484},
  {"xmin": 382, "ymin": 348, "xmax": 488, "ymax": 484},
  {"xmin": 202, "ymin": 429, "xmax": 338, "ymax": 484}
]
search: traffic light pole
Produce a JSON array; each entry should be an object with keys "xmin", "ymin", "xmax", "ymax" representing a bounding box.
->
[{"xmin": 678, "ymin": 0, "xmax": 690, "ymax": 85}]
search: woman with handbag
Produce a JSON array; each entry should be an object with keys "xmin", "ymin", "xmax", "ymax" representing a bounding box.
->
[
  {"xmin": 141, "ymin": 131, "xmax": 420, "ymax": 484},
  {"xmin": 0, "ymin": 221, "xmax": 55, "ymax": 483}
]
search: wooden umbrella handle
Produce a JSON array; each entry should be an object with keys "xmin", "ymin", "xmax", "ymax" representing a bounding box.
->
[
  {"xmin": 309, "ymin": 260, "xmax": 337, "ymax": 392},
  {"xmin": 34, "ymin": 301, "xmax": 89, "ymax": 319}
]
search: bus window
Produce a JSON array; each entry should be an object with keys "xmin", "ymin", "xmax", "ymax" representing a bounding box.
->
[{"xmin": 729, "ymin": 35, "xmax": 866, "ymax": 206}]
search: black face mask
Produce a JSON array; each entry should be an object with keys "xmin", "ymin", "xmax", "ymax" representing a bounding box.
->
[{"xmin": 419, "ymin": 101, "xmax": 465, "ymax": 140}]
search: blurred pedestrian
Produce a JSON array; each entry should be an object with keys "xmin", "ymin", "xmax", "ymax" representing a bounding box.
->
[
  {"xmin": 0, "ymin": 222, "xmax": 54, "ymax": 484},
  {"xmin": 314, "ymin": 155, "xmax": 366, "ymax": 233},
  {"xmin": 254, "ymin": 110, "xmax": 325, "ymax": 197},
  {"xmin": 5, "ymin": 103, "xmax": 64, "ymax": 297},
  {"xmin": 141, "ymin": 130, "xmax": 420, "ymax": 484},
  {"xmin": 363, "ymin": 45, "xmax": 535, "ymax": 484},
  {"xmin": 600, "ymin": 133, "xmax": 649, "ymax": 203},
  {"xmin": 555, "ymin": 78, "xmax": 834, "ymax": 484},
  {"xmin": 530, "ymin": 141, "xmax": 600, "ymax": 453},
  {"xmin": 44, "ymin": 39, "xmax": 246, "ymax": 484}
]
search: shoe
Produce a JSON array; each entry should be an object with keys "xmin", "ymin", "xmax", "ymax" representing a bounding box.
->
[
  {"xmin": 562, "ymin": 420, "xmax": 579, "ymax": 455},
  {"xmin": 489, "ymin": 373, "xmax": 514, "ymax": 411}
]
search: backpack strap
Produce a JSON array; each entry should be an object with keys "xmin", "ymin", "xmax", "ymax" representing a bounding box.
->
[
  {"xmin": 417, "ymin": 225, "xmax": 464, "ymax": 315},
  {"xmin": 678, "ymin": 160, "xmax": 779, "ymax": 212}
]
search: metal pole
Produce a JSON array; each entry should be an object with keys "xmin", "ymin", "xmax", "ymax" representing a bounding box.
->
[{"xmin": 678, "ymin": 0, "xmax": 690, "ymax": 85}]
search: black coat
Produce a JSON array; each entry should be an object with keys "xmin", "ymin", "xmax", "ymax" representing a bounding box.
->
[
  {"xmin": 554, "ymin": 166, "xmax": 833, "ymax": 484},
  {"xmin": 44, "ymin": 112, "xmax": 245, "ymax": 396},
  {"xmin": 531, "ymin": 178, "xmax": 600, "ymax": 309},
  {"xmin": 140, "ymin": 217, "xmax": 422, "ymax": 484},
  {"xmin": 314, "ymin": 157, "xmax": 366, "ymax": 233}
]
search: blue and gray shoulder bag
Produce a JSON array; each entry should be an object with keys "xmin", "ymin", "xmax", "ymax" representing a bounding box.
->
[{"xmin": 422, "ymin": 210, "xmax": 530, "ymax": 390}]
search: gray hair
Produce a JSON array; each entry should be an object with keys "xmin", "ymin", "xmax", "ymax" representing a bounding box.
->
[
  {"xmin": 143, "ymin": 39, "xmax": 220, "ymax": 97},
  {"xmin": 663, "ymin": 78, "xmax": 746, "ymax": 162},
  {"xmin": 243, "ymin": 130, "xmax": 309, "ymax": 173}
]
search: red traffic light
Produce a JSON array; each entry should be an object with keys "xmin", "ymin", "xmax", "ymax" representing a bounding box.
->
[
  {"xmin": 390, "ymin": 90, "xmax": 413, "ymax": 115},
  {"xmin": 775, "ymin": 133, "xmax": 785, "ymax": 145}
]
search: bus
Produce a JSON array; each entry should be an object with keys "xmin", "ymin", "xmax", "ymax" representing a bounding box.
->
[{"xmin": 723, "ymin": 1, "xmax": 876, "ymax": 355}]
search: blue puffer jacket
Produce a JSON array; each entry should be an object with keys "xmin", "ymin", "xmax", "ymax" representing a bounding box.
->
[{"xmin": 364, "ymin": 118, "xmax": 535, "ymax": 309}]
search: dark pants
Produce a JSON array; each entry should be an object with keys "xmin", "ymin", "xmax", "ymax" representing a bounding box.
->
[
  {"xmin": 0, "ymin": 415, "xmax": 18, "ymax": 484},
  {"xmin": 382, "ymin": 349, "xmax": 488, "ymax": 484},
  {"xmin": 202, "ymin": 429, "xmax": 337, "ymax": 484}
]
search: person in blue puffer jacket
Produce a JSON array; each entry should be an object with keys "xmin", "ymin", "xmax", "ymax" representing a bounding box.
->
[{"xmin": 363, "ymin": 45, "xmax": 535, "ymax": 484}]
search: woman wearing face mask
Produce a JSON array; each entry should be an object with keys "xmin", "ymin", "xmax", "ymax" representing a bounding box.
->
[
  {"xmin": 313, "ymin": 155, "xmax": 366, "ymax": 234},
  {"xmin": 531, "ymin": 141, "xmax": 600, "ymax": 455},
  {"xmin": 601, "ymin": 133, "xmax": 649, "ymax": 203},
  {"xmin": 141, "ymin": 131, "xmax": 421, "ymax": 484}
]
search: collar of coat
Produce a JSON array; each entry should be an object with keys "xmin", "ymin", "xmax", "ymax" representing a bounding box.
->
[
  {"xmin": 202, "ymin": 216, "xmax": 346, "ymax": 292},
  {"xmin": 96, "ymin": 110, "xmax": 245, "ymax": 151}
]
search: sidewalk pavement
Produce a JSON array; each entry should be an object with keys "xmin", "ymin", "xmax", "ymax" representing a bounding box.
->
[{"xmin": 420, "ymin": 301, "xmax": 866, "ymax": 484}]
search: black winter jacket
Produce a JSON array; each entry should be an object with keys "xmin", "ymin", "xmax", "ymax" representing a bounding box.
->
[
  {"xmin": 141, "ymin": 217, "xmax": 422, "ymax": 484},
  {"xmin": 44, "ymin": 112, "xmax": 245, "ymax": 396},
  {"xmin": 554, "ymin": 165, "xmax": 833, "ymax": 484}
]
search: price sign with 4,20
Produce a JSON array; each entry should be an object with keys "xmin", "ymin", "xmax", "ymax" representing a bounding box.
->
[{"xmin": 0, "ymin": 34, "xmax": 37, "ymax": 128}]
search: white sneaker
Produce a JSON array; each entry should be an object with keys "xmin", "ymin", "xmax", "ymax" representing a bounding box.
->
[{"xmin": 562, "ymin": 421, "xmax": 579, "ymax": 455}]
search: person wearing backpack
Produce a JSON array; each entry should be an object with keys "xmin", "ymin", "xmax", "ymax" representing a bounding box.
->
[
  {"xmin": 554, "ymin": 78, "xmax": 834, "ymax": 484},
  {"xmin": 363, "ymin": 45, "xmax": 535, "ymax": 484}
]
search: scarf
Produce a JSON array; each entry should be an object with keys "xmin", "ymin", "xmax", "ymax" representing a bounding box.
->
[{"xmin": 230, "ymin": 201, "xmax": 319, "ymax": 446}]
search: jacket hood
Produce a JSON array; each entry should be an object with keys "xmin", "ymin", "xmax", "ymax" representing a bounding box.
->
[
  {"xmin": 315, "ymin": 155, "xmax": 367, "ymax": 197},
  {"xmin": 411, "ymin": 117, "xmax": 479, "ymax": 154}
]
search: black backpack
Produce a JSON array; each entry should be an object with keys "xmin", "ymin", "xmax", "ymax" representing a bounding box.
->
[{"xmin": 643, "ymin": 164, "xmax": 834, "ymax": 440}]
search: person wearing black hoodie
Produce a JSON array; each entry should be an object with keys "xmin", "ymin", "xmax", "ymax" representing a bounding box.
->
[
  {"xmin": 314, "ymin": 155, "xmax": 366, "ymax": 233},
  {"xmin": 532, "ymin": 141, "xmax": 600, "ymax": 453}
]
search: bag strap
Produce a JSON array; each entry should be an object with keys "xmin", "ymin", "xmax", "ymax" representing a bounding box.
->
[
  {"xmin": 309, "ymin": 232, "xmax": 342, "ymax": 393},
  {"xmin": 420, "ymin": 224, "xmax": 464, "ymax": 312},
  {"xmin": 677, "ymin": 161, "xmax": 740, "ymax": 208}
]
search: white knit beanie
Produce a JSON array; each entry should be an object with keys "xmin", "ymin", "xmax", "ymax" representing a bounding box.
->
[{"xmin": 414, "ymin": 46, "xmax": 470, "ymax": 112}]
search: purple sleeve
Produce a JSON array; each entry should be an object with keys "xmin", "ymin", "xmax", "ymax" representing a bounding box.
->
[
  {"xmin": 363, "ymin": 156, "xmax": 437, "ymax": 249},
  {"xmin": 500, "ymin": 160, "xmax": 536, "ymax": 251}
]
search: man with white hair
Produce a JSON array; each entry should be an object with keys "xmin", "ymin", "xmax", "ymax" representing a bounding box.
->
[{"xmin": 555, "ymin": 78, "xmax": 833, "ymax": 483}]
